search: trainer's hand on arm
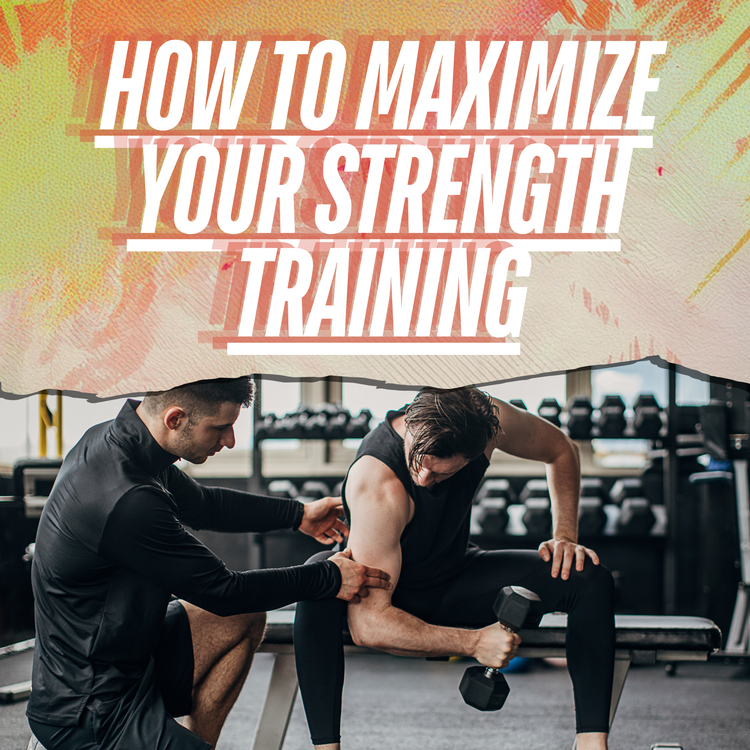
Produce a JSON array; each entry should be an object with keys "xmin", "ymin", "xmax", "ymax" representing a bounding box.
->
[
  {"xmin": 328, "ymin": 548, "xmax": 391, "ymax": 603},
  {"xmin": 538, "ymin": 538, "xmax": 600, "ymax": 580},
  {"xmin": 297, "ymin": 496, "xmax": 349, "ymax": 545}
]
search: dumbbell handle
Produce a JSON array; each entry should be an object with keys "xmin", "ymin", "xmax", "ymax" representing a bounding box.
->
[{"xmin": 482, "ymin": 625, "xmax": 517, "ymax": 678}]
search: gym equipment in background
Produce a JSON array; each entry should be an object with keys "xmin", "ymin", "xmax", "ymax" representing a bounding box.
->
[{"xmin": 695, "ymin": 388, "xmax": 750, "ymax": 659}]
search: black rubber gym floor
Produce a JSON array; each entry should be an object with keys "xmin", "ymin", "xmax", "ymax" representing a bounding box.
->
[{"xmin": 2, "ymin": 650, "xmax": 749, "ymax": 749}]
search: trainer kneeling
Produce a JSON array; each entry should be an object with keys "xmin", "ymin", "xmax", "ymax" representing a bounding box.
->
[{"xmin": 26, "ymin": 377, "xmax": 390, "ymax": 750}]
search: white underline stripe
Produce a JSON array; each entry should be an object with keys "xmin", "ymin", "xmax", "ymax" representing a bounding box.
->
[
  {"xmin": 227, "ymin": 343, "xmax": 520, "ymax": 355},
  {"xmin": 126, "ymin": 239, "xmax": 618, "ymax": 252}
]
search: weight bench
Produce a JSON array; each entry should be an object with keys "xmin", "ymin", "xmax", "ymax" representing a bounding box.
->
[{"xmin": 252, "ymin": 609, "xmax": 721, "ymax": 750}]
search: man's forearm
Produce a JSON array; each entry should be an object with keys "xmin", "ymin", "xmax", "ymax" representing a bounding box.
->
[
  {"xmin": 348, "ymin": 602, "xmax": 478, "ymax": 658},
  {"xmin": 546, "ymin": 441, "xmax": 581, "ymax": 541}
]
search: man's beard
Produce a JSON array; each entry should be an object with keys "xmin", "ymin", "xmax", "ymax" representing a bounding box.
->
[{"xmin": 171, "ymin": 421, "xmax": 205, "ymax": 463}]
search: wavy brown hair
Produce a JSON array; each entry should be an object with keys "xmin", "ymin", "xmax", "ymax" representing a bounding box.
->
[{"xmin": 404, "ymin": 387, "xmax": 501, "ymax": 473}]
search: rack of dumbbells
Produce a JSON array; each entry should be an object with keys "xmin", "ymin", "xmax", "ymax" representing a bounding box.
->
[
  {"xmin": 254, "ymin": 403, "xmax": 372, "ymax": 445},
  {"xmin": 251, "ymin": 388, "xmax": 372, "ymax": 569},
  {"xmin": 470, "ymin": 392, "xmax": 710, "ymax": 615}
]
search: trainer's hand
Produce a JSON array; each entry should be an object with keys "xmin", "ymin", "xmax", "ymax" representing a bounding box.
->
[
  {"xmin": 298, "ymin": 497, "xmax": 349, "ymax": 545},
  {"xmin": 538, "ymin": 537, "xmax": 600, "ymax": 580},
  {"xmin": 329, "ymin": 548, "xmax": 392, "ymax": 603},
  {"xmin": 472, "ymin": 623, "xmax": 520, "ymax": 670}
]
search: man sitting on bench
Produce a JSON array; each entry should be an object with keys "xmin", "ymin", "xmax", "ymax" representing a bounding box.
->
[
  {"xmin": 26, "ymin": 377, "xmax": 390, "ymax": 750},
  {"xmin": 295, "ymin": 387, "xmax": 616, "ymax": 750}
]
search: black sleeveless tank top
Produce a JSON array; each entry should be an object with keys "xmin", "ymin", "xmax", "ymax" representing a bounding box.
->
[{"xmin": 342, "ymin": 409, "xmax": 489, "ymax": 600}]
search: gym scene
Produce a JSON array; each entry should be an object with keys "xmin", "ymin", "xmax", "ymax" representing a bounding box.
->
[{"xmin": 1, "ymin": 360, "xmax": 748, "ymax": 750}]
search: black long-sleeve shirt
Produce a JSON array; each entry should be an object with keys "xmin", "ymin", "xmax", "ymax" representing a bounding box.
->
[{"xmin": 27, "ymin": 400, "xmax": 340, "ymax": 725}]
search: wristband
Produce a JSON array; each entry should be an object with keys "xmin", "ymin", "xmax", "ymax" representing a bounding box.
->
[{"xmin": 291, "ymin": 500, "xmax": 305, "ymax": 531}]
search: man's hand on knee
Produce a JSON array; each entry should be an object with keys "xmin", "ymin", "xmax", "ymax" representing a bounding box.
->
[{"xmin": 538, "ymin": 538, "xmax": 600, "ymax": 580}]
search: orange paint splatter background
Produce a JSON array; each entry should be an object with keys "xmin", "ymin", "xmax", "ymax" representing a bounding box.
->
[{"xmin": 0, "ymin": 0, "xmax": 748, "ymax": 395}]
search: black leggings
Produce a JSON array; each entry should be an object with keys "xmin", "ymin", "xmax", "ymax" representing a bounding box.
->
[{"xmin": 294, "ymin": 549, "xmax": 615, "ymax": 744}]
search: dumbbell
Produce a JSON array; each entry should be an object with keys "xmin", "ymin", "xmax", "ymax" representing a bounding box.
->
[
  {"xmin": 642, "ymin": 451, "xmax": 665, "ymax": 503},
  {"xmin": 609, "ymin": 477, "xmax": 644, "ymax": 504},
  {"xmin": 473, "ymin": 479, "xmax": 515, "ymax": 535},
  {"xmin": 578, "ymin": 478, "xmax": 607, "ymax": 536},
  {"xmin": 345, "ymin": 409, "xmax": 372, "ymax": 438},
  {"xmin": 299, "ymin": 409, "xmax": 328, "ymax": 439},
  {"xmin": 509, "ymin": 399, "xmax": 527, "ymax": 411},
  {"xmin": 566, "ymin": 395, "xmax": 593, "ymax": 440},
  {"xmin": 267, "ymin": 479, "xmax": 299, "ymax": 499},
  {"xmin": 324, "ymin": 409, "xmax": 351, "ymax": 439},
  {"xmin": 634, "ymin": 394, "xmax": 662, "ymax": 439},
  {"xmin": 610, "ymin": 478, "xmax": 655, "ymax": 535},
  {"xmin": 277, "ymin": 411, "xmax": 303, "ymax": 437},
  {"xmin": 598, "ymin": 395, "xmax": 626, "ymax": 438},
  {"xmin": 459, "ymin": 586, "xmax": 544, "ymax": 711},
  {"xmin": 519, "ymin": 479, "xmax": 552, "ymax": 536},
  {"xmin": 474, "ymin": 478, "xmax": 517, "ymax": 506},
  {"xmin": 299, "ymin": 480, "xmax": 331, "ymax": 500},
  {"xmin": 537, "ymin": 398, "xmax": 562, "ymax": 427},
  {"xmin": 255, "ymin": 413, "xmax": 278, "ymax": 441},
  {"xmin": 616, "ymin": 497, "xmax": 656, "ymax": 535},
  {"xmin": 474, "ymin": 499, "xmax": 509, "ymax": 536}
]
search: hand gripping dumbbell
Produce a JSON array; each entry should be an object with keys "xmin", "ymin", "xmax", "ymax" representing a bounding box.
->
[{"xmin": 459, "ymin": 586, "xmax": 544, "ymax": 711}]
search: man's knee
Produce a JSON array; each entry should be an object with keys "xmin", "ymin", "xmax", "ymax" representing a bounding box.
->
[
  {"xmin": 295, "ymin": 596, "xmax": 347, "ymax": 634},
  {"xmin": 570, "ymin": 562, "xmax": 615, "ymax": 604},
  {"xmin": 234, "ymin": 611, "xmax": 266, "ymax": 646},
  {"xmin": 185, "ymin": 602, "xmax": 266, "ymax": 651}
]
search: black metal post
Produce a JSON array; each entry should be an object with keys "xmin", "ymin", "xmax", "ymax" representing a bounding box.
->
[{"xmin": 663, "ymin": 364, "xmax": 679, "ymax": 614}]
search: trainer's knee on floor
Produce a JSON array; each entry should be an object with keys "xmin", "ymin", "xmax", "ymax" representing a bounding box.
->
[
  {"xmin": 241, "ymin": 610, "xmax": 267, "ymax": 640},
  {"xmin": 211, "ymin": 610, "xmax": 266, "ymax": 648}
]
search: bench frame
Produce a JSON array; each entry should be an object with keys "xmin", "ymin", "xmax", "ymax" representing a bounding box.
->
[{"xmin": 251, "ymin": 618, "xmax": 717, "ymax": 750}]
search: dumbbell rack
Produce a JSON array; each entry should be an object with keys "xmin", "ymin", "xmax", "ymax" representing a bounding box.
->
[
  {"xmin": 476, "ymin": 393, "xmax": 674, "ymax": 543},
  {"xmin": 250, "ymin": 377, "xmax": 370, "ymax": 494}
]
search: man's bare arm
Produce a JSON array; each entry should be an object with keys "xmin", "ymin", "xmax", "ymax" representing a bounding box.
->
[
  {"xmin": 345, "ymin": 456, "xmax": 517, "ymax": 665},
  {"xmin": 489, "ymin": 398, "xmax": 599, "ymax": 577}
]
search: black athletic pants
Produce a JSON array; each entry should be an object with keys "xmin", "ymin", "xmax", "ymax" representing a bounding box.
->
[{"xmin": 294, "ymin": 549, "xmax": 615, "ymax": 745}]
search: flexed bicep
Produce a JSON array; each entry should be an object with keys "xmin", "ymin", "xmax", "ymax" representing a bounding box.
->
[{"xmin": 343, "ymin": 457, "xmax": 411, "ymax": 639}]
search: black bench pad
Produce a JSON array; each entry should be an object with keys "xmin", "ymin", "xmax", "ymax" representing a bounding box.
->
[
  {"xmin": 261, "ymin": 611, "xmax": 721, "ymax": 652},
  {"xmin": 519, "ymin": 614, "xmax": 721, "ymax": 651}
]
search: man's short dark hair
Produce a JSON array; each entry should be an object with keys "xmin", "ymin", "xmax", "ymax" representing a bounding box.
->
[
  {"xmin": 142, "ymin": 376, "xmax": 255, "ymax": 424},
  {"xmin": 404, "ymin": 387, "xmax": 501, "ymax": 472}
]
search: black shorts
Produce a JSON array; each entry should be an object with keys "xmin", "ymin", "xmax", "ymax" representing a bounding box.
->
[
  {"xmin": 154, "ymin": 599, "xmax": 195, "ymax": 719},
  {"xmin": 28, "ymin": 601, "xmax": 209, "ymax": 750}
]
